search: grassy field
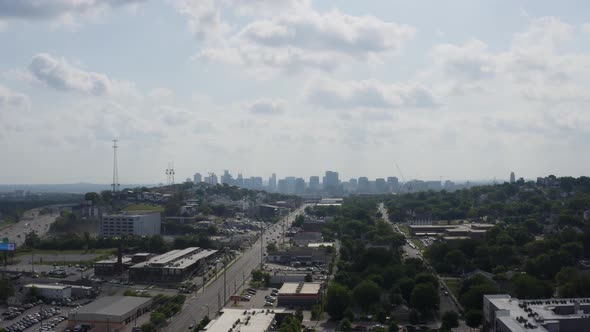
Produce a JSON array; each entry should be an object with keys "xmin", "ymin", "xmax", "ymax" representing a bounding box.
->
[
  {"xmin": 16, "ymin": 248, "xmax": 115, "ymax": 256},
  {"xmin": 123, "ymin": 204, "xmax": 164, "ymax": 212}
]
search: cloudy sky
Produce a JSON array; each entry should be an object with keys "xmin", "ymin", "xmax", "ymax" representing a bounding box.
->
[{"xmin": 1, "ymin": 0, "xmax": 590, "ymax": 184}]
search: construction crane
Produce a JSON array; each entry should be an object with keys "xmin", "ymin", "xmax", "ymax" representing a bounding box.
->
[{"xmin": 395, "ymin": 162, "xmax": 411, "ymax": 193}]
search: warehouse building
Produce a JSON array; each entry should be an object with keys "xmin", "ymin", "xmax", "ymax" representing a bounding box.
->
[
  {"xmin": 484, "ymin": 294, "xmax": 590, "ymax": 332},
  {"xmin": 201, "ymin": 308, "xmax": 293, "ymax": 332},
  {"xmin": 129, "ymin": 247, "xmax": 218, "ymax": 283},
  {"xmin": 100, "ymin": 212, "xmax": 161, "ymax": 237},
  {"xmin": 25, "ymin": 284, "xmax": 71, "ymax": 300},
  {"xmin": 68, "ymin": 296, "xmax": 152, "ymax": 332},
  {"xmin": 277, "ymin": 282, "xmax": 322, "ymax": 308}
]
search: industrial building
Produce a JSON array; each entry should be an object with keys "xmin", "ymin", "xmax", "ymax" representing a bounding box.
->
[
  {"xmin": 68, "ymin": 296, "xmax": 152, "ymax": 332},
  {"xmin": 129, "ymin": 247, "xmax": 218, "ymax": 283},
  {"xmin": 484, "ymin": 294, "xmax": 590, "ymax": 332},
  {"xmin": 277, "ymin": 282, "xmax": 322, "ymax": 307},
  {"xmin": 292, "ymin": 232, "xmax": 323, "ymax": 246},
  {"xmin": 201, "ymin": 308, "xmax": 293, "ymax": 332},
  {"xmin": 100, "ymin": 212, "xmax": 161, "ymax": 236},
  {"xmin": 25, "ymin": 284, "xmax": 71, "ymax": 300}
]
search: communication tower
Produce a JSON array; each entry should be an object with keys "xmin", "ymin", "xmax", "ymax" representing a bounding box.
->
[{"xmin": 165, "ymin": 162, "xmax": 175, "ymax": 185}]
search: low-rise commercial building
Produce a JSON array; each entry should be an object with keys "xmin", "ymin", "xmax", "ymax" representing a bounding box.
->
[
  {"xmin": 201, "ymin": 308, "xmax": 293, "ymax": 332},
  {"xmin": 100, "ymin": 212, "xmax": 161, "ymax": 237},
  {"xmin": 267, "ymin": 247, "xmax": 329, "ymax": 266},
  {"xmin": 277, "ymin": 282, "xmax": 322, "ymax": 308},
  {"xmin": 93, "ymin": 253, "xmax": 154, "ymax": 277},
  {"xmin": 484, "ymin": 294, "xmax": 590, "ymax": 332},
  {"xmin": 409, "ymin": 223, "xmax": 494, "ymax": 240},
  {"xmin": 129, "ymin": 247, "xmax": 218, "ymax": 283},
  {"xmin": 293, "ymin": 232, "xmax": 323, "ymax": 246},
  {"xmin": 68, "ymin": 296, "xmax": 152, "ymax": 332},
  {"xmin": 25, "ymin": 284, "xmax": 71, "ymax": 300}
]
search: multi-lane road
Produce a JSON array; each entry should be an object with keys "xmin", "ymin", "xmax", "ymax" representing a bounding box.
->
[
  {"xmin": 1, "ymin": 208, "xmax": 58, "ymax": 247},
  {"xmin": 164, "ymin": 205, "xmax": 307, "ymax": 331}
]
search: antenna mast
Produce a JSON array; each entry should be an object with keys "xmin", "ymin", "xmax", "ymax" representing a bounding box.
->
[
  {"xmin": 111, "ymin": 139, "xmax": 120, "ymax": 193},
  {"xmin": 165, "ymin": 162, "xmax": 175, "ymax": 185}
]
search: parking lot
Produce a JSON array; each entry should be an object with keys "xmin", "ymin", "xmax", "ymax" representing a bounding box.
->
[
  {"xmin": 0, "ymin": 301, "xmax": 71, "ymax": 332},
  {"xmin": 233, "ymin": 287, "xmax": 278, "ymax": 309}
]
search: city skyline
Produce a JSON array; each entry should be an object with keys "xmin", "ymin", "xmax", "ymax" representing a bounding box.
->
[{"xmin": 2, "ymin": 1, "xmax": 590, "ymax": 184}]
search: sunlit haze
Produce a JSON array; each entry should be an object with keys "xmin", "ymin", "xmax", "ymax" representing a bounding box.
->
[{"xmin": 1, "ymin": 0, "xmax": 590, "ymax": 184}]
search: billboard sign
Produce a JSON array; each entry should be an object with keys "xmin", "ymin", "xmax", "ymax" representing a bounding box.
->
[{"xmin": 0, "ymin": 243, "xmax": 16, "ymax": 251}]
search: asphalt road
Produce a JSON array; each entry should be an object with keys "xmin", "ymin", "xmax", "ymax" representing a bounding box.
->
[
  {"xmin": 1, "ymin": 208, "xmax": 58, "ymax": 247},
  {"xmin": 163, "ymin": 205, "xmax": 307, "ymax": 332}
]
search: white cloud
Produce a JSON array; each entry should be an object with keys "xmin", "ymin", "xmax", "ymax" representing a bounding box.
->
[
  {"xmin": 159, "ymin": 105, "xmax": 193, "ymax": 126},
  {"xmin": 194, "ymin": 4, "xmax": 415, "ymax": 75},
  {"xmin": 244, "ymin": 99, "xmax": 285, "ymax": 115},
  {"xmin": 0, "ymin": 0, "xmax": 144, "ymax": 26},
  {"xmin": 305, "ymin": 78, "xmax": 439, "ymax": 110},
  {"xmin": 583, "ymin": 23, "xmax": 590, "ymax": 34},
  {"xmin": 0, "ymin": 84, "xmax": 30, "ymax": 110},
  {"xmin": 176, "ymin": 0, "xmax": 229, "ymax": 41},
  {"xmin": 28, "ymin": 53, "xmax": 139, "ymax": 98}
]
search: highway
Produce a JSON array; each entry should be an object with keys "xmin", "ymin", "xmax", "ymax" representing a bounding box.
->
[
  {"xmin": 1, "ymin": 208, "xmax": 58, "ymax": 247},
  {"xmin": 164, "ymin": 205, "xmax": 307, "ymax": 331}
]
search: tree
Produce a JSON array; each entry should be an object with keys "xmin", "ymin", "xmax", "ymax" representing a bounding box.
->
[
  {"xmin": 140, "ymin": 322, "xmax": 156, "ymax": 332},
  {"xmin": 388, "ymin": 321, "xmax": 400, "ymax": 332},
  {"xmin": 24, "ymin": 231, "xmax": 41, "ymax": 248},
  {"xmin": 267, "ymin": 242, "xmax": 278, "ymax": 253},
  {"xmin": 150, "ymin": 312, "xmax": 166, "ymax": 326},
  {"xmin": 441, "ymin": 311, "xmax": 459, "ymax": 331},
  {"xmin": 338, "ymin": 318, "xmax": 352, "ymax": 332},
  {"xmin": 353, "ymin": 280, "xmax": 381, "ymax": 312},
  {"xmin": 410, "ymin": 283, "xmax": 439, "ymax": 314},
  {"xmin": 0, "ymin": 279, "xmax": 15, "ymax": 303},
  {"xmin": 279, "ymin": 316, "xmax": 302, "ymax": 332},
  {"xmin": 465, "ymin": 309, "xmax": 483, "ymax": 328},
  {"xmin": 325, "ymin": 283, "xmax": 351, "ymax": 320},
  {"xmin": 304, "ymin": 274, "xmax": 313, "ymax": 282},
  {"xmin": 511, "ymin": 274, "xmax": 553, "ymax": 299}
]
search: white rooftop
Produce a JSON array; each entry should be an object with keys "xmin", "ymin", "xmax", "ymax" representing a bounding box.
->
[
  {"xmin": 278, "ymin": 282, "xmax": 322, "ymax": 295},
  {"xmin": 25, "ymin": 283, "xmax": 70, "ymax": 290},
  {"xmin": 202, "ymin": 308, "xmax": 287, "ymax": 332}
]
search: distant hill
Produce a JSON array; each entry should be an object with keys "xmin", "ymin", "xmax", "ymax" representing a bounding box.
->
[{"xmin": 0, "ymin": 183, "xmax": 157, "ymax": 194}]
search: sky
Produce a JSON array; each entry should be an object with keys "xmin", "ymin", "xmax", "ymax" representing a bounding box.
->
[{"xmin": 1, "ymin": 0, "xmax": 590, "ymax": 184}]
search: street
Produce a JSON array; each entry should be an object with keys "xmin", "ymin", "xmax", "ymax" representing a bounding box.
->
[
  {"xmin": 1, "ymin": 208, "xmax": 58, "ymax": 247},
  {"xmin": 162, "ymin": 205, "xmax": 307, "ymax": 331}
]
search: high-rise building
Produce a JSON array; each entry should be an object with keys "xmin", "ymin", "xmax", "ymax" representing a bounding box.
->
[
  {"xmin": 251, "ymin": 177, "xmax": 263, "ymax": 190},
  {"xmin": 387, "ymin": 177, "xmax": 399, "ymax": 192},
  {"xmin": 323, "ymin": 171, "xmax": 339, "ymax": 191},
  {"xmin": 236, "ymin": 173, "xmax": 244, "ymax": 187},
  {"xmin": 285, "ymin": 177, "xmax": 296, "ymax": 194},
  {"xmin": 193, "ymin": 173, "xmax": 202, "ymax": 184},
  {"xmin": 375, "ymin": 178, "xmax": 387, "ymax": 193},
  {"xmin": 309, "ymin": 176, "xmax": 320, "ymax": 191},
  {"xmin": 221, "ymin": 170, "xmax": 233, "ymax": 185},
  {"xmin": 277, "ymin": 179, "xmax": 287, "ymax": 194},
  {"xmin": 268, "ymin": 173, "xmax": 277, "ymax": 191},
  {"xmin": 510, "ymin": 171, "xmax": 516, "ymax": 184},
  {"xmin": 209, "ymin": 173, "xmax": 218, "ymax": 185},
  {"xmin": 357, "ymin": 177, "xmax": 370, "ymax": 193},
  {"xmin": 294, "ymin": 178, "xmax": 306, "ymax": 194}
]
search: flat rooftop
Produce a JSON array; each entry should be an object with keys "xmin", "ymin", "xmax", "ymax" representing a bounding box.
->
[
  {"xmin": 486, "ymin": 294, "xmax": 590, "ymax": 332},
  {"xmin": 74, "ymin": 296, "xmax": 152, "ymax": 319},
  {"xmin": 202, "ymin": 308, "xmax": 288, "ymax": 332},
  {"xmin": 25, "ymin": 284, "xmax": 70, "ymax": 290},
  {"xmin": 131, "ymin": 247, "xmax": 217, "ymax": 269},
  {"xmin": 279, "ymin": 282, "xmax": 322, "ymax": 295},
  {"xmin": 307, "ymin": 242, "xmax": 334, "ymax": 248},
  {"xmin": 95, "ymin": 257, "xmax": 133, "ymax": 264}
]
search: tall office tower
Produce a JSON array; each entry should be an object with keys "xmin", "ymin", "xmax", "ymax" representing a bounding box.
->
[
  {"xmin": 294, "ymin": 178, "xmax": 306, "ymax": 194},
  {"xmin": 209, "ymin": 173, "xmax": 218, "ymax": 185},
  {"xmin": 323, "ymin": 171, "xmax": 339, "ymax": 190},
  {"xmin": 285, "ymin": 177, "xmax": 296, "ymax": 194},
  {"xmin": 221, "ymin": 170, "xmax": 233, "ymax": 185},
  {"xmin": 387, "ymin": 176, "xmax": 399, "ymax": 192},
  {"xmin": 348, "ymin": 178, "xmax": 358, "ymax": 193},
  {"xmin": 309, "ymin": 176, "xmax": 320, "ymax": 191},
  {"xmin": 251, "ymin": 177, "xmax": 263, "ymax": 190},
  {"xmin": 236, "ymin": 173, "xmax": 244, "ymax": 187},
  {"xmin": 357, "ymin": 177, "xmax": 370, "ymax": 193},
  {"xmin": 268, "ymin": 173, "xmax": 277, "ymax": 191},
  {"xmin": 277, "ymin": 179, "xmax": 287, "ymax": 194},
  {"xmin": 510, "ymin": 172, "xmax": 516, "ymax": 184},
  {"xmin": 193, "ymin": 173, "xmax": 202, "ymax": 184},
  {"xmin": 375, "ymin": 178, "xmax": 387, "ymax": 193}
]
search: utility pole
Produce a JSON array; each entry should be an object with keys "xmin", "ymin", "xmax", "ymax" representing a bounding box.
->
[
  {"xmin": 223, "ymin": 249, "xmax": 227, "ymax": 303},
  {"xmin": 111, "ymin": 139, "xmax": 120, "ymax": 193}
]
